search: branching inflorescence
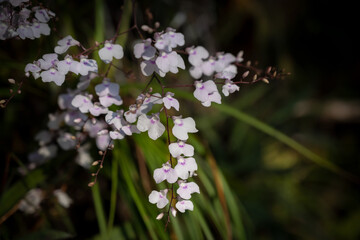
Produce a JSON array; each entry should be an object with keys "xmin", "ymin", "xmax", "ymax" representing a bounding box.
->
[{"xmin": 4, "ymin": 0, "xmax": 287, "ymax": 225}]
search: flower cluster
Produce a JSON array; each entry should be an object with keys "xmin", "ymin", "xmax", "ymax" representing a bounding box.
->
[
  {"xmin": 21, "ymin": 11, "xmax": 283, "ymax": 222},
  {"xmin": 0, "ymin": 0, "xmax": 54, "ymax": 40}
]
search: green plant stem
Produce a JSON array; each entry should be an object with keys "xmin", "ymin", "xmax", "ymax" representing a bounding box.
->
[
  {"xmin": 108, "ymin": 156, "xmax": 118, "ymax": 231},
  {"xmin": 92, "ymin": 184, "xmax": 108, "ymax": 239}
]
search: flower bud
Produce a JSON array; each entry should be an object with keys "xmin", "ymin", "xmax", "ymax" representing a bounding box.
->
[
  {"xmin": 262, "ymin": 78, "xmax": 269, "ymax": 84},
  {"xmin": 252, "ymin": 74, "xmax": 258, "ymax": 81},
  {"xmin": 154, "ymin": 22, "xmax": 160, "ymax": 29},
  {"xmin": 92, "ymin": 161, "xmax": 99, "ymax": 166},
  {"xmin": 141, "ymin": 25, "xmax": 150, "ymax": 31},
  {"xmin": 8, "ymin": 78, "xmax": 15, "ymax": 84},
  {"xmin": 156, "ymin": 212, "xmax": 164, "ymax": 220},
  {"xmin": 88, "ymin": 182, "xmax": 95, "ymax": 187},
  {"xmin": 25, "ymin": 72, "xmax": 30, "ymax": 77},
  {"xmin": 171, "ymin": 207, "xmax": 177, "ymax": 217},
  {"xmin": 242, "ymin": 71, "xmax": 249, "ymax": 78}
]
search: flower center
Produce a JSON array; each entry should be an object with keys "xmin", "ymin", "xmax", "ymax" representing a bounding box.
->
[
  {"xmin": 105, "ymin": 42, "xmax": 112, "ymax": 50},
  {"xmin": 178, "ymin": 157, "xmax": 185, "ymax": 165},
  {"xmin": 150, "ymin": 117, "xmax": 157, "ymax": 124},
  {"xmin": 163, "ymin": 164, "xmax": 170, "ymax": 172},
  {"xmin": 161, "ymin": 52, "xmax": 167, "ymax": 58},
  {"xmin": 195, "ymin": 82, "xmax": 204, "ymax": 89},
  {"xmin": 180, "ymin": 183, "xmax": 187, "ymax": 189},
  {"xmin": 174, "ymin": 118, "xmax": 183, "ymax": 126},
  {"xmin": 65, "ymin": 57, "xmax": 72, "ymax": 64},
  {"xmin": 178, "ymin": 141, "xmax": 185, "ymax": 148},
  {"xmin": 50, "ymin": 68, "xmax": 56, "ymax": 75}
]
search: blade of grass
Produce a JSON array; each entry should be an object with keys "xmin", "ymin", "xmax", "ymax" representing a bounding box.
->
[
  {"xmin": 108, "ymin": 156, "xmax": 118, "ymax": 231},
  {"xmin": 173, "ymin": 90, "xmax": 360, "ymax": 184},
  {"xmin": 92, "ymin": 183, "xmax": 108, "ymax": 239}
]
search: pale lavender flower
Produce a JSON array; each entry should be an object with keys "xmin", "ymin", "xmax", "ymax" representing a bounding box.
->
[
  {"xmin": 174, "ymin": 156, "xmax": 198, "ymax": 180},
  {"xmin": 98, "ymin": 41, "xmax": 124, "ymax": 63},
  {"xmin": 83, "ymin": 120, "xmax": 107, "ymax": 138},
  {"xmin": 64, "ymin": 110, "xmax": 87, "ymax": 129},
  {"xmin": 139, "ymin": 93, "xmax": 163, "ymax": 114},
  {"xmin": 71, "ymin": 94, "xmax": 93, "ymax": 113},
  {"xmin": 76, "ymin": 57, "xmax": 98, "ymax": 76},
  {"xmin": 172, "ymin": 116, "xmax": 198, "ymax": 140},
  {"xmin": 54, "ymin": 35, "xmax": 80, "ymax": 54},
  {"xmin": 140, "ymin": 58, "xmax": 166, "ymax": 77},
  {"xmin": 99, "ymin": 95, "xmax": 123, "ymax": 108},
  {"xmin": 25, "ymin": 62, "xmax": 41, "ymax": 76},
  {"xmin": 214, "ymin": 52, "xmax": 236, "ymax": 72},
  {"xmin": 9, "ymin": 0, "xmax": 29, "ymax": 7},
  {"xmin": 156, "ymin": 51, "xmax": 184, "ymax": 74},
  {"xmin": 31, "ymin": 22, "xmax": 50, "ymax": 38},
  {"xmin": 162, "ymin": 28, "xmax": 185, "ymax": 49},
  {"xmin": 149, "ymin": 190, "xmax": 169, "ymax": 209},
  {"xmin": 236, "ymin": 50, "xmax": 244, "ymax": 63},
  {"xmin": 176, "ymin": 181, "xmax": 200, "ymax": 199},
  {"xmin": 28, "ymin": 144, "xmax": 57, "ymax": 166},
  {"xmin": 124, "ymin": 104, "xmax": 139, "ymax": 123},
  {"xmin": 133, "ymin": 38, "xmax": 156, "ymax": 60},
  {"xmin": 57, "ymin": 132, "xmax": 77, "ymax": 150},
  {"xmin": 77, "ymin": 72, "xmax": 97, "ymax": 91},
  {"xmin": 201, "ymin": 57, "xmax": 216, "ymax": 76},
  {"xmin": 176, "ymin": 200, "xmax": 194, "ymax": 213},
  {"xmin": 38, "ymin": 53, "xmax": 58, "ymax": 70},
  {"xmin": 89, "ymin": 103, "xmax": 108, "ymax": 116},
  {"xmin": 216, "ymin": 64, "xmax": 237, "ymax": 80},
  {"xmin": 58, "ymin": 91, "xmax": 76, "ymax": 110},
  {"xmin": 137, "ymin": 114, "xmax": 165, "ymax": 140},
  {"xmin": 95, "ymin": 80, "xmax": 119, "ymax": 97},
  {"xmin": 96, "ymin": 133, "xmax": 110, "ymax": 151},
  {"xmin": 40, "ymin": 68, "xmax": 66, "ymax": 86},
  {"xmin": 163, "ymin": 92, "xmax": 179, "ymax": 111},
  {"xmin": 193, "ymin": 80, "xmax": 221, "ymax": 107},
  {"xmin": 222, "ymin": 80, "xmax": 240, "ymax": 96},
  {"xmin": 187, "ymin": 46, "xmax": 209, "ymax": 66},
  {"xmin": 47, "ymin": 112, "xmax": 65, "ymax": 130},
  {"xmin": 17, "ymin": 24, "xmax": 34, "ymax": 39},
  {"xmin": 57, "ymin": 55, "xmax": 80, "ymax": 75},
  {"xmin": 109, "ymin": 130, "xmax": 125, "ymax": 140},
  {"xmin": 169, "ymin": 141, "xmax": 194, "ymax": 158},
  {"xmin": 34, "ymin": 8, "xmax": 55, "ymax": 23},
  {"xmin": 153, "ymin": 162, "xmax": 178, "ymax": 184},
  {"xmin": 105, "ymin": 110, "xmax": 123, "ymax": 130},
  {"xmin": 75, "ymin": 143, "xmax": 92, "ymax": 169}
]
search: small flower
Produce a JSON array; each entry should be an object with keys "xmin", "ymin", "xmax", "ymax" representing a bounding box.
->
[
  {"xmin": 176, "ymin": 181, "xmax": 200, "ymax": 199},
  {"xmin": 54, "ymin": 35, "xmax": 80, "ymax": 54},
  {"xmin": 140, "ymin": 58, "xmax": 165, "ymax": 77},
  {"xmin": 172, "ymin": 116, "xmax": 198, "ymax": 140},
  {"xmin": 57, "ymin": 132, "xmax": 77, "ymax": 150},
  {"xmin": 40, "ymin": 68, "xmax": 66, "ymax": 86},
  {"xmin": 71, "ymin": 94, "xmax": 93, "ymax": 113},
  {"xmin": 57, "ymin": 55, "xmax": 80, "ymax": 75},
  {"xmin": 169, "ymin": 141, "xmax": 194, "ymax": 158},
  {"xmin": 163, "ymin": 92, "xmax": 180, "ymax": 111},
  {"xmin": 109, "ymin": 130, "xmax": 125, "ymax": 140},
  {"xmin": 214, "ymin": 52, "xmax": 236, "ymax": 73},
  {"xmin": 155, "ymin": 51, "xmax": 184, "ymax": 74},
  {"xmin": 149, "ymin": 190, "xmax": 169, "ymax": 209},
  {"xmin": 53, "ymin": 189, "xmax": 73, "ymax": 208},
  {"xmin": 176, "ymin": 200, "xmax": 194, "ymax": 213},
  {"xmin": 77, "ymin": 57, "xmax": 98, "ymax": 76},
  {"xmin": 133, "ymin": 38, "xmax": 156, "ymax": 60},
  {"xmin": 222, "ymin": 80, "xmax": 240, "ymax": 96},
  {"xmin": 17, "ymin": 24, "xmax": 34, "ymax": 40},
  {"xmin": 153, "ymin": 162, "xmax": 178, "ymax": 184},
  {"xmin": 201, "ymin": 57, "xmax": 216, "ymax": 76},
  {"xmin": 18, "ymin": 188, "xmax": 43, "ymax": 214},
  {"xmin": 89, "ymin": 103, "xmax": 108, "ymax": 116},
  {"xmin": 137, "ymin": 114, "xmax": 165, "ymax": 140},
  {"xmin": 38, "ymin": 53, "xmax": 58, "ymax": 70},
  {"xmin": 105, "ymin": 110, "xmax": 123, "ymax": 130},
  {"xmin": 174, "ymin": 156, "xmax": 198, "ymax": 180},
  {"xmin": 187, "ymin": 46, "xmax": 209, "ymax": 66},
  {"xmin": 193, "ymin": 80, "xmax": 222, "ymax": 107},
  {"xmin": 236, "ymin": 50, "xmax": 244, "ymax": 63},
  {"xmin": 34, "ymin": 8, "xmax": 55, "ymax": 23},
  {"xmin": 98, "ymin": 41, "xmax": 124, "ymax": 63},
  {"xmin": 31, "ymin": 22, "xmax": 50, "ymax": 38},
  {"xmin": 95, "ymin": 79, "xmax": 120, "ymax": 97}
]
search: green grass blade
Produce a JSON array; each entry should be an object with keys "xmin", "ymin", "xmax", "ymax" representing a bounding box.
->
[{"xmin": 92, "ymin": 183, "xmax": 108, "ymax": 239}]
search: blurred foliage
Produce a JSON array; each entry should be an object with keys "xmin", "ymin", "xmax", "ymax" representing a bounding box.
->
[{"xmin": 1, "ymin": 0, "xmax": 360, "ymax": 239}]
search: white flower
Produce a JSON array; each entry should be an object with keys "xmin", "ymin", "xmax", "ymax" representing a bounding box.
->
[
  {"xmin": 77, "ymin": 57, "xmax": 98, "ymax": 76},
  {"xmin": 169, "ymin": 141, "xmax": 194, "ymax": 158},
  {"xmin": 105, "ymin": 110, "xmax": 123, "ymax": 130},
  {"xmin": 54, "ymin": 35, "xmax": 80, "ymax": 54},
  {"xmin": 177, "ymin": 181, "xmax": 200, "ymax": 199},
  {"xmin": 193, "ymin": 80, "xmax": 221, "ymax": 107},
  {"xmin": 38, "ymin": 53, "xmax": 58, "ymax": 70},
  {"xmin": 172, "ymin": 116, "xmax": 198, "ymax": 140},
  {"xmin": 176, "ymin": 200, "xmax": 194, "ymax": 213},
  {"xmin": 18, "ymin": 188, "xmax": 43, "ymax": 214},
  {"xmin": 137, "ymin": 114, "xmax": 165, "ymax": 140},
  {"xmin": 140, "ymin": 58, "xmax": 166, "ymax": 77},
  {"xmin": 133, "ymin": 38, "xmax": 156, "ymax": 60},
  {"xmin": 89, "ymin": 103, "xmax": 108, "ymax": 116},
  {"xmin": 187, "ymin": 46, "xmax": 209, "ymax": 66},
  {"xmin": 57, "ymin": 55, "xmax": 80, "ymax": 75},
  {"xmin": 40, "ymin": 68, "xmax": 66, "ymax": 86},
  {"xmin": 71, "ymin": 94, "xmax": 93, "ymax": 113},
  {"xmin": 149, "ymin": 190, "xmax": 169, "ymax": 209},
  {"xmin": 109, "ymin": 130, "xmax": 125, "ymax": 140},
  {"xmin": 174, "ymin": 156, "xmax": 198, "ymax": 180},
  {"xmin": 155, "ymin": 51, "xmax": 184, "ymax": 74},
  {"xmin": 57, "ymin": 132, "xmax": 76, "ymax": 150},
  {"xmin": 98, "ymin": 41, "xmax": 124, "ymax": 63},
  {"xmin": 163, "ymin": 92, "xmax": 180, "ymax": 111},
  {"xmin": 153, "ymin": 162, "xmax": 178, "ymax": 184},
  {"xmin": 54, "ymin": 189, "xmax": 73, "ymax": 208},
  {"xmin": 222, "ymin": 80, "xmax": 240, "ymax": 96},
  {"xmin": 31, "ymin": 22, "xmax": 50, "ymax": 38},
  {"xmin": 214, "ymin": 52, "xmax": 236, "ymax": 73}
]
